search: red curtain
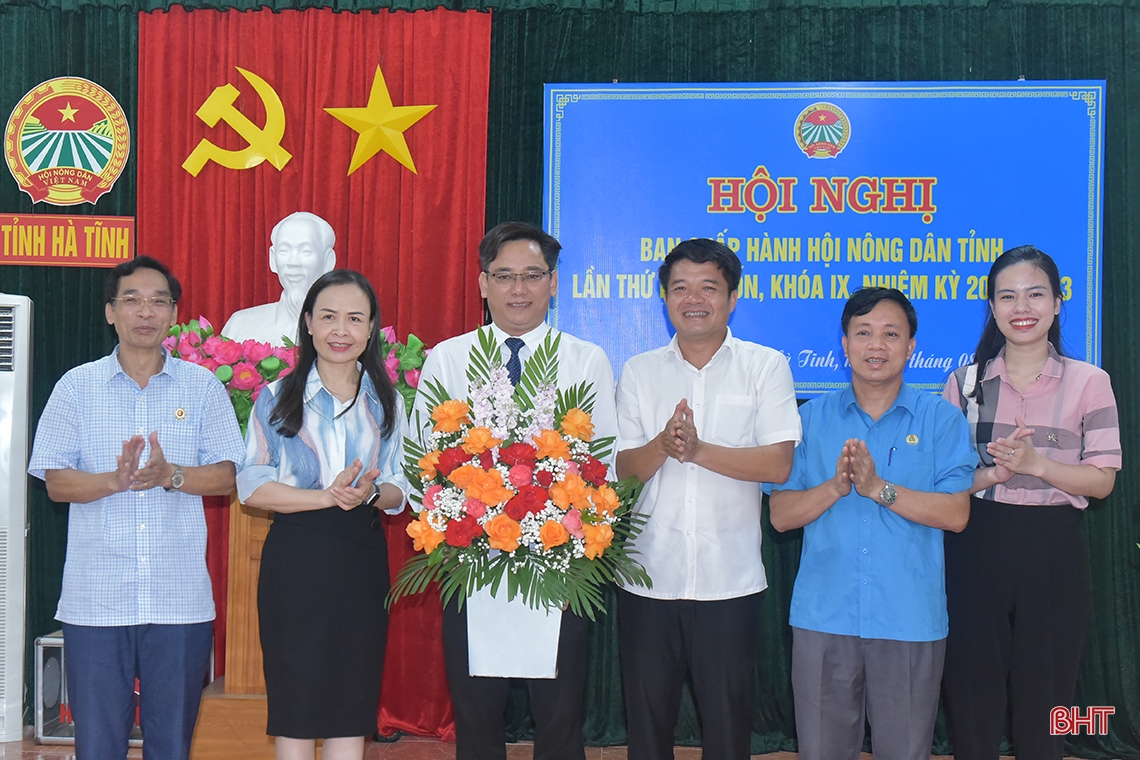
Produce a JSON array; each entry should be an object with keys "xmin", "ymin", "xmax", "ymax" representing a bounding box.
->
[{"xmin": 137, "ymin": 6, "xmax": 489, "ymax": 737}]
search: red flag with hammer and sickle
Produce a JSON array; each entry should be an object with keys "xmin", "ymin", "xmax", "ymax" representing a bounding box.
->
[
  {"xmin": 137, "ymin": 6, "xmax": 489, "ymax": 739},
  {"xmin": 137, "ymin": 7, "xmax": 488, "ymax": 346}
]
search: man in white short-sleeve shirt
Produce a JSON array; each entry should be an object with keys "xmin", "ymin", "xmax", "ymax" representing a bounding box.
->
[{"xmin": 615, "ymin": 238, "xmax": 801, "ymax": 760}]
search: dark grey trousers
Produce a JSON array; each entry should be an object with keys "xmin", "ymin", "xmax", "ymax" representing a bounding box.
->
[{"xmin": 791, "ymin": 627, "xmax": 946, "ymax": 760}]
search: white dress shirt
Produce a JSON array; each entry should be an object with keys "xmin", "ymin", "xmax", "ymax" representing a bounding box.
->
[
  {"xmin": 411, "ymin": 321, "xmax": 618, "ymax": 676},
  {"xmin": 616, "ymin": 328, "xmax": 801, "ymax": 601},
  {"xmin": 411, "ymin": 323, "xmax": 618, "ymax": 466}
]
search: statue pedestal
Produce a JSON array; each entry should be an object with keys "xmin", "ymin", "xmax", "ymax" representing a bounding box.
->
[{"xmin": 224, "ymin": 494, "xmax": 272, "ymax": 694}]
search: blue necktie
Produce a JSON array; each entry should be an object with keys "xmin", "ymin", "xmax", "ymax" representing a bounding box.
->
[{"xmin": 505, "ymin": 337, "xmax": 525, "ymax": 386}]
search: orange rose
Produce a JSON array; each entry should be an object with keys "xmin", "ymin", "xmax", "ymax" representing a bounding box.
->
[
  {"xmin": 467, "ymin": 469, "xmax": 515, "ymax": 507},
  {"xmin": 539, "ymin": 520, "xmax": 570, "ymax": 551},
  {"xmin": 432, "ymin": 399, "xmax": 471, "ymax": 433},
  {"xmin": 418, "ymin": 450, "xmax": 442, "ymax": 480},
  {"xmin": 582, "ymin": 522, "xmax": 614, "ymax": 559},
  {"xmin": 448, "ymin": 464, "xmax": 482, "ymax": 489},
  {"xmin": 559, "ymin": 408, "xmax": 594, "ymax": 441},
  {"xmin": 461, "ymin": 426, "xmax": 503, "ymax": 455},
  {"xmin": 533, "ymin": 429, "xmax": 572, "ymax": 461},
  {"xmin": 485, "ymin": 513, "xmax": 522, "ymax": 552},
  {"xmin": 591, "ymin": 484, "xmax": 621, "ymax": 516},
  {"xmin": 550, "ymin": 472, "xmax": 591, "ymax": 511},
  {"xmin": 406, "ymin": 511, "xmax": 445, "ymax": 554}
]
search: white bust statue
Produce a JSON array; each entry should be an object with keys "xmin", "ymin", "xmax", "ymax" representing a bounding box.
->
[{"xmin": 222, "ymin": 212, "xmax": 337, "ymax": 345}]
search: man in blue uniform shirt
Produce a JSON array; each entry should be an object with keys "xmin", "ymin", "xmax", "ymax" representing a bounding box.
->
[{"xmin": 769, "ymin": 287, "xmax": 976, "ymax": 760}]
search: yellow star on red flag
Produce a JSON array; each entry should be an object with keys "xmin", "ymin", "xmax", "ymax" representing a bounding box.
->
[{"xmin": 325, "ymin": 65, "xmax": 437, "ymax": 176}]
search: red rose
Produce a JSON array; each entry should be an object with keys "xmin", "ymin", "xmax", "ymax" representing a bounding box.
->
[
  {"xmin": 504, "ymin": 493, "xmax": 529, "ymax": 520},
  {"xmin": 521, "ymin": 485, "xmax": 549, "ymax": 514},
  {"xmin": 504, "ymin": 485, "xmax": 548, "ymax": 520},
  {"xmin": 478, "ymin": 450, "xmax": 495, "ymax": 470},
  {"xmin": 499, "ymin": 442, "xmax": 538, "ymax": 467},
  {"xmin": 445, "ymin": 515, "xmax": 483, "ymax": 548},
  {"xmin": 437, "ymin": 447, "xmax": 470, "ymax": 477},
  {"xmin": 580, "ymin": 456, "xmax": 608, "ymax": 487},
  {"xmin": 535, "ymin": 469, "xmax": 554, "ymax": 488}
]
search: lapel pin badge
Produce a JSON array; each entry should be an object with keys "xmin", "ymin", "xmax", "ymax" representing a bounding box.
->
[
  {"xmin": 906, "ymin": 434, "xmax": 919, "ymax": 445},
  {"xmin": 175, "ymin": 408, "xmax": 186, "ymax": 421}
]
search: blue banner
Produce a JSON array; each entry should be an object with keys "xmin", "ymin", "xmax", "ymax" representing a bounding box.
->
[{"xmin": 544, "ymin": 81, "xmax": 1105, "ymax": 394}]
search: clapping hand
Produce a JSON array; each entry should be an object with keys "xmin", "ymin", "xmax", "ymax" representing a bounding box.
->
[
  {"xmin": 674, "ymin": 400, "xmax": 702, "ymax": 463},
  {"xmin": 828, "ymin": 440, "xmax": 853, "ymax": 498},
  {"xmin": 657, "ymin": 400, "xmax": 687, "ymax": 462},
  {"xmin": 847, "ymin": 439, "xmax": 885, "ymax": 500},
  {"xmin": 328, "ymin": 458, "xmax": 382, "ymax": 511},
  {"xmin": 131, "ymin": 431, "xmax": 173, "ymax": 491},
  {"xmin": 987, "ymin": 417, "xmax": 1040, "ymax": 478},
  {"xmin": 110, "ymin": 436, "xmax": 146, "ymax": 493}
]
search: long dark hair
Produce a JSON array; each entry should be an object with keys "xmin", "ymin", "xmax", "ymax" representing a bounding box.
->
[
  {"xmin": 967, "ymin": 245, "xmax": 1064, "ymax": 401},
  {"xmin": 269, "ymin": 270, "xmax": 398, "ymax": 438}
]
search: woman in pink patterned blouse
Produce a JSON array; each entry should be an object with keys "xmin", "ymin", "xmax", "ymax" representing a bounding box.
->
[{"xmin": 940, "ymin": 246, "xmax": 1121, "ymax": 760}]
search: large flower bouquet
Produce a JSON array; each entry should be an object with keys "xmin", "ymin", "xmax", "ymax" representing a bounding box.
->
[
  {"xmin": 391, "ymin": 328, "xmax": 650, "ymax": 620},
  {"xmin": 165, "ymin": 317, "xmax": 297, "ymax": 436}
]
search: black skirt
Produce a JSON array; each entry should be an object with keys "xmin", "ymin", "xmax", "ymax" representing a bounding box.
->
[{"xmin": 257, "ymin": 506, "xmax": 390, "ymax": 738}]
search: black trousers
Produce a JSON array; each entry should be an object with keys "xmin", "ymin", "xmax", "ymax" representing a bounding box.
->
[
  {"xmin": 943, "ymin": 497, "xmax": 1090, "ymax": 760},
  {"xmin": 617, "ymin": 590, "xmax": 762, "ymax": 760},
  {"xmin": 441, "ymin": 599, "xmax": 590, "ymax": 760}
]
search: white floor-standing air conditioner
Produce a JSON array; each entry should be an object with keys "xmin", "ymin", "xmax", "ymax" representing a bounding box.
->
[{"xmin": 0, "ymin": 294, "xmax": 32, "ymax": 741}]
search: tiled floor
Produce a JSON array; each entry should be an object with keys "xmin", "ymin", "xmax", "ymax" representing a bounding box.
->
[
  {"xmin": 0, "ymin": 730, "xmax": 811, "ymax": 760},
  {"xmin": 1, "ymin": 687, "xmax": 997, "ymax": 760}
]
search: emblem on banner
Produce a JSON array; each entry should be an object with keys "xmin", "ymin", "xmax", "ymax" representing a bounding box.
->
[
  {"xmin": 183, "ymin": 67, "xmax": 292, "ymax": 176},
  {"xmin": 794, "ymin": 103, "xmax": 850, "ymax": 159},
  {"xmin": 4, "ymin": 77, "xmax": 130, "ymax": 206}
]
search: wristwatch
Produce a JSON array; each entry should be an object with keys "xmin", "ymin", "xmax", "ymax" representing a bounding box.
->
[
  {"xmin": 364, "ymin": 485, "xmax": 382, "ymax": 509},
  {"xmin": 878, "ymin": 481, "xmax": 897, "ymax": 507},
  {"xmin": 165, "ymin": 465, "xmax": 185, "ymax": 492}
]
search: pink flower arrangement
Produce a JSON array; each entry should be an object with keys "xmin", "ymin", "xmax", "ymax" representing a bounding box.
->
[
  {"xmin": 166, "ymin": 317, "xmax": 426, "ymax": 432},
  {"xmin": 165, "ymin": 316, "xmax": 297, "ymax": 436},
  {"xmin": 378, "ymin": 328, "xmax": 429, "ymax": 416}
]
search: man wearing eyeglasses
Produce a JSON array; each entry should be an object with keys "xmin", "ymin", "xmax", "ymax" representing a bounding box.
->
[
  {"xmin": 411, "ymin": 221, "xmax": 618, "ymax": 760},
  {"xmin": 28, "ymin": 256, "xmax": 245, "ymax": 760}
]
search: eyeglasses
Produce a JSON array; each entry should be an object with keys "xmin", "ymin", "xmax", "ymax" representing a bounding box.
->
[
  {"xmin": 112, "ymin": 295, "xmax": 175, "ymax": 312},
  {"xmin": 484, "ymin": 270, "xmax": 552, "ymax": 287}
]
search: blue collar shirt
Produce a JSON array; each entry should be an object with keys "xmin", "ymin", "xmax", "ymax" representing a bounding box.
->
[{"xmin": 776, "ymin": 383, "xmax": 976, "ymax": 641}]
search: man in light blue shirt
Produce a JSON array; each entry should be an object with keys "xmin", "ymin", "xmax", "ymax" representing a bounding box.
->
[
  {"xmin": 769, "ymin": 287, "xmax": 976, "ymax": 760},
  {"xmin": 29, "ymin": 256, "xmax": 245, "ymax": 760}
]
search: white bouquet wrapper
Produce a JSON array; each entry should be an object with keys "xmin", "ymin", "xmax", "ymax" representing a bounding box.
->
[{"xmin": 466, "ymin": 586, "xmax": 562, "ymax": 678}]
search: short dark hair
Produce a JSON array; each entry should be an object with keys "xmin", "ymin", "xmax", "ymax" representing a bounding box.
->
[
  {"xmin": 841, "ymin": 287, "xmax": 918, "ymax": 338},
  {"xmin": 478, "ymin": 222, "xmax": 561, "ymax": 272},
  {"xmin": 658, "ymin": 239, "xmax": 742, "ymax": 292},
  {"xmin": 105, "ymin": 255, "xmax": 182, "ymax": 304}
]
